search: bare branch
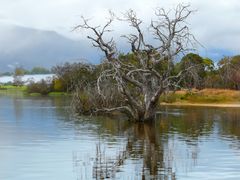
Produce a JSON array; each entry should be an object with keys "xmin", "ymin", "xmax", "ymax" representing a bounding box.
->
[
  {"xmin": 73, "ymin": 14, "xmax": 116, "ymax": 60},
  {"xmin": 75, "ymin": 4, "xmax": 198, "ymax": 121}
]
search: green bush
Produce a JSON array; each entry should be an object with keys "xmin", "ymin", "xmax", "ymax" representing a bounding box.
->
[
  {"xmin": 27, "ymin": 80, "xmax": 52, "ymax": 95},
  {"xmin": 53, "ymin": 79, "xmax": 64, "ymax": 92}
]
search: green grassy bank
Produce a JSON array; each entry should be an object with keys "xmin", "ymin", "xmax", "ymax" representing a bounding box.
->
[{"xmin": 0, "ymin": 85, "xmax": 69, "ymax": 97}]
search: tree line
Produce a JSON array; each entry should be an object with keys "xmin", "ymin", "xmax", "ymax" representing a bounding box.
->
[
  {"xmin": 46, "ymin": 53, "xmax": 239, "ymax": 117},
  {"xmin": 0, "ymin": 66, "xmax": 51, "ymax": 77},
  {"xmin": 178, "ymin": 53, "xmax": 240, "ymax": 90},
  {"xmin": 52, "ymin": 54, "xmax": 240, "ymax": 92}
]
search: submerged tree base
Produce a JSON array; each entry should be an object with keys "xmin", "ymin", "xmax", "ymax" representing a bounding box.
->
[{"xmin": 73, "ymin": 5, "xmax": 196, "ymax": 123}]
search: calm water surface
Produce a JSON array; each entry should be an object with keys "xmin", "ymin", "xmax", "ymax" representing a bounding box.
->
[{"xmin": 0, "ymin": 95, "xmax": 240, "ymax": 179}]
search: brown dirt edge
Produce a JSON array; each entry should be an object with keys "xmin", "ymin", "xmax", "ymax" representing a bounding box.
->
[{"xmin": 160, "ymin": 102, "xmax": 240, "ymax": 108}]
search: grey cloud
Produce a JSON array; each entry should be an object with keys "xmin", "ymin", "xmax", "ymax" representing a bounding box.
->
[
  {"xmin": 0, "ymin": 24, "xmax": 101, "ymax": 71},
  {"xmin": 0, "ymin": 0, "xmax": 240, "ymax": 67}
]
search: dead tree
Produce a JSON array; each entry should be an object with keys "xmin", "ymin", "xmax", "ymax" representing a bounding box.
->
[{"xmin": 75, "ymin": 4, "xmax": 196, "ymax": 121}]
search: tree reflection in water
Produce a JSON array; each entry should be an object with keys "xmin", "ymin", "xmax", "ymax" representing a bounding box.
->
[
  {"xmin": 2, "ymin": 96, "xmax": 240, "ymax": 179},
  {"xmin": 89, "ymin": 116, "xmax": 205, "ymax": 180},
  {"xmin": 71, "ymin": 106, "xmax": 240, "ymax": 179},
  {"xmin": 92, "ymin": 122, "xmax": 177, "ymax": 180},
  {"xmin": 217, "ymin": 108, "xmax": 240, "ymax": 150}
]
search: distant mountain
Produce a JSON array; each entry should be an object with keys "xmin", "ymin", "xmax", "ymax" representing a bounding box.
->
[
  {"xmin": 0, "ymin": 24, "xmax": 237, "ymax": 72},
  {"xmin": 0, "ymin": 24, "xmax": 100, "ymax": 72}
]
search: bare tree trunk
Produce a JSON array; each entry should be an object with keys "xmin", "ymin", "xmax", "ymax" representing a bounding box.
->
[{"xmin": 75, "ymin": 4, "xmax": 196, "ymax": 122}]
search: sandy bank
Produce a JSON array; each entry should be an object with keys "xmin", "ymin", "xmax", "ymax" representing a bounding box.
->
[{"xmin": 161, "ymin": 102, "xmax": 240, "ymax": 108}]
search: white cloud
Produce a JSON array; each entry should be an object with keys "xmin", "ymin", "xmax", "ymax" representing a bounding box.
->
[{"xmin": 0, "ymin": 0, "xmax": 240, "ymax": 53}]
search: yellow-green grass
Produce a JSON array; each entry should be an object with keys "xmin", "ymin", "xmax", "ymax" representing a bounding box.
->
[
  {"xmin": 0, "ymin": 85, "xmax": 27, "ymax": 97},
  {"xmin": 0, "ymin": 85, "xmax": 27, "ymax": 91},
  {"xmin": 48, "ymin": 92, "xmax": 69, "ymax": 96},
  {"xmin": 28, "ymin": 92, "xmax": 69, "ymax": 97},
  {"xmin": 0, "ymin": 85, "xmax": 68, "ymax": 97}
]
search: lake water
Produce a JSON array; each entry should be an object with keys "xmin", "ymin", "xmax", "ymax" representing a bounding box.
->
[{"xmin": 0, "ymin": 95, "xmax": 240, "ymax": 179}]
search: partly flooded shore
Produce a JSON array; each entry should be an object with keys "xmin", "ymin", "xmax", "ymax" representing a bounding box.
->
[{"xmin": 161, "ymin": 102, "xmax": 240, "ymax": 108}]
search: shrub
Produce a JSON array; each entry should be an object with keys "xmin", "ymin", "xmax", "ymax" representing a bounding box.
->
[
  {"xmin": 27, "ymin": 80, "xmax": 52, "ymax": 95},
  {"xmin": 72, "ymin": 83, "xmax": 125, "ymax": 115},
  {"xmin": 53, "ymin": 78, "xmax": 64, "ymax": 92},
  {"xmin": 52, "ymin": 62, "xmax": 97, "ymax": 92}
]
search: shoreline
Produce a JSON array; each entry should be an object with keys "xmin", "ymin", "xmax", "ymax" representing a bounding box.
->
[{"xmin": 161, "ymin": 102, "xmax": 240, "ymax": 108}]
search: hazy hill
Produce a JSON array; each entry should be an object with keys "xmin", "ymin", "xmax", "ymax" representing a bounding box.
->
[
  {"xmin": 0, "ymin": 24, "xmax": 235, "ymax": 72},
  {"xmin": 0, "ymin": 24, "xmax": 99, "ymax": 72}
]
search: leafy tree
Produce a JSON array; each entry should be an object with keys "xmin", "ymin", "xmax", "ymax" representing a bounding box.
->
[
  {"xmin": 0, "ymin": 72, "xmax": 12, "ymax": 76},
  {"xmin": 178, "ymin": 53, "xmax": 206, "ymax": 89},
  {"xmin": 218, "ymin": 55, "xmax": 240, "ymax": 90},
  {"xmin": 203, "ymin": 58, "xmax": 214, "ymax": 72},
  {"xmin": 30, "ymin": 67, "xmax": 51, "ymax": 74},
  {"xmin": 13, "ymin": 67, "xmax": 25, "ymax": 86},
  {"xmin": 52, "ymin": 62, "xmax": 97, "ymax": 92}
]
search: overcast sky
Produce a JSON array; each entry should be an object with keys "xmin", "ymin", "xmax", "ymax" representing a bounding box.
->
[{"xmin": 0, "ymin": 0, "xmax": 240, "ymax": 59}]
